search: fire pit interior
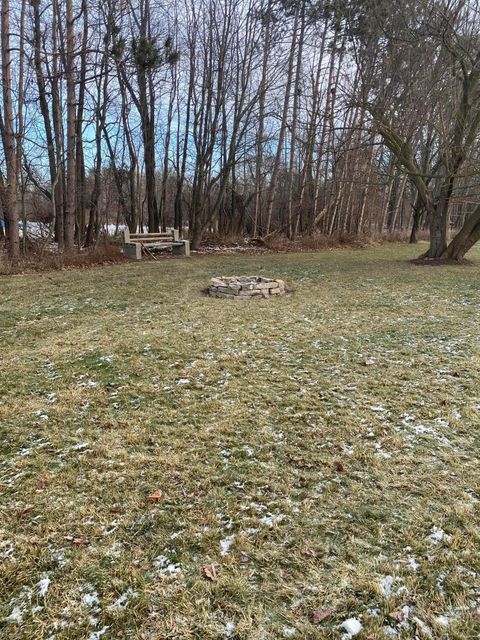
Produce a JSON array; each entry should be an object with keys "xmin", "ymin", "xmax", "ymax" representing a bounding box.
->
[{"xmin": 209, "ymin": 276, "xmax": 285, "ymax": 299}]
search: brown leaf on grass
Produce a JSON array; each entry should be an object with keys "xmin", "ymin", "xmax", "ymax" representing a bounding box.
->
[
  {"xmin": 64, "ymin": 536, "xmax": 89, "ymax": 546},
  {"xmin": 312, "ymin": 608, "xmax": 333, "ymax": 624},
  {"xmin": 389, "ymin": 609, "xmax": 405, "ymax": 622},
  {"xmin": 19, "ymin": 505, "xmax": 34, "ymax": 518},
  {"xmin": 73, "ymin": 537, "xmax": 87, "ymax": 546},
  {"xmin": 147, "ymin": 490, "xmax": 163, "ymax": 502},
  {"xmin": 202, "ymin": 563, "xmax": 217, "ymax": 581},
  {"xmin": 335, "ymin": 461, "xmax": 344, "ymax": 473}
]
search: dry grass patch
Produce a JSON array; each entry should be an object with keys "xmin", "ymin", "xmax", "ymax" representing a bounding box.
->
[{"xmin": 0, "ymin": 244, "xmax": 479, "ymax": 639}]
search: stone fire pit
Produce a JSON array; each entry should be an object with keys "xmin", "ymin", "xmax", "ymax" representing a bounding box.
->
[{"xmin": 209, "ymin": 276, "xmax": 286, "ymax": 299}]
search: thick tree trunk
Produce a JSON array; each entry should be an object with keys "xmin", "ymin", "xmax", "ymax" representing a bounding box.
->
[
  {"xmin": 51, "ymin": 0, "xmax": 65, "ymax": 249},
  {"xmin": 64, "ymin": 0, "xmax": 76, "ymax": 251},
  {"xmin": 410, "ymin": 200, "xmax": 424, "ymax": 244},
  {"xmin": 286, "ymin": 1, "xmax": 306, "ymax": 239},
  {"xmin": 75, "ymin": 0, "xmax": 88, "ymax": 245},
  {"xmin": 31, "ymin": 0, "xmax": 62, "ymax": 238},
  {"xmin": 264, "ymin": 5, "xmax": 299, "ymax": 235},
  {"xmin": 441, "ymin": 204, "xmax": 480, "ymax": 261},
  {"xmin": 253, "ymin": 0, "xmax": 272, "ymax": 237},
  {"xmin": 1, "ymin": 0, "xmax": 19, "ymax": 260},
  {"xmin": 426, "ymin": 175, "xmax": 455, "ymax": 258}
]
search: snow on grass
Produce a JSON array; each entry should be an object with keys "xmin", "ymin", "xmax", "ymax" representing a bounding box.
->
[
  {"xmin": 153, "ymin": 555, "xmax": 182, "ymax": 576},
  {"xmin": 220, "ymin": 535, "xmax": 235, "ymax": 556},
  {"xmin": 427, "ymin": 526, "xmax": 452, "ymax": 545},
  {"xmin": 88, "ymin": 626, "xmax": 109, "ymax": 640},
  {"xmin": 379, "ymin": 575, "xmax": 406, "ymax": 598},
  {"xmin": 81, "ymin": 589, "xmax": 100, "ymax": 608},
  {"xmin": 37, "ymin": 575, "xmax": 51, "ymax": 598},
  {"xmin": 259, "ymin": 513, "xmax": 286, "ymax": 527},
  {"xmin": 107, "ymin": 588, "xmax": 138, "ymax": 612},
  {"xmin": 6, "ymin": 606, "xmax": 25, "ymax": 624},
  {"xmin": 340, "ymin": 617, "xmax": 363, "ymax": 637}
]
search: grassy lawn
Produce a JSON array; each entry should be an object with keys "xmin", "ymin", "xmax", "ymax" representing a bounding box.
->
[{"xmin": 1, "ymin": 243, "xmax": 479, "ymax": 639}]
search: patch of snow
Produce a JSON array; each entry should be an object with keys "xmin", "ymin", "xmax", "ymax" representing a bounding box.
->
[
  {"xmin": 282, "ymin": 626, "xmax": 297, "ymax": 637},
  {"xmin": 259, "ymin": 513, "xmax": 285, "ymax": 527},
  {"xmin": 225, "ymin": 620, "xmax": 236, "ymax": 637},
  {"xmin": 82, "ymin": 591, "xmax": 100, "ymax": 607},
  {"xmin": 0, "ymin": 541, "xmax": 14, "ymax": 559},
  {"xmin": 340, "ymin": 617, "xmax": 363, "ymax": 637},
  {"xmin": 220, "ymin": 535, "xmax": 235, "ymax": 556},
  {"xmin": 436, "ymin": 573, "xmax": 446, "ymax": 595},
  {"xmin": 170, "ymin": 530, "xmax": 184, "ymax": 540},
  {"xmin": 153, "ymin": 555, "xmax": 182, "ymax": 575},
  {"xmin": 427, "ymin": 526, "xmax": 451, "ymax": 545},
  {"xmin": 38, "ymin": 575, "xmax": 51, "ymax": 597},
  {"xmin": 6, "ymin": 606, "xmax": 24, "ymax": 624},
  {"xmin": 72, "ymin": 442, "xmax": 89, "ymax": 451},
  {"xmin": 379, "ymin": 575, "xmax": 406, "ymax": 598},
  {"xmin": 88, "ymin": 626, "xmax": 109, "ymax": 640},
  {"xmin": 107, "ymin": 588, "xmax": 138, "ymax": 611}
]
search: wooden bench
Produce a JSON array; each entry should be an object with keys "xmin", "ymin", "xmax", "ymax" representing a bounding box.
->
[{"xmin": 123, "ymin": 228, "xmax": 190, "ymax": 260}]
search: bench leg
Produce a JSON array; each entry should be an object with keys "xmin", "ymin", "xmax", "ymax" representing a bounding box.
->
[
  {"xmin": 173, "ymin": 240, "xmax": 190, "ymax": 257},
  {"xmin": 123, "ymin": 242, "xmax": 142, "ymax": 260}
]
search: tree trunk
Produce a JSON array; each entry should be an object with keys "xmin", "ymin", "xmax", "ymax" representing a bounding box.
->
[
  {"xmin": 64, "ymin": 0, "xmax": 76, "ymax": 250},
  {"xmin": 75, "ymin": 0, "xmax": 88, "ymax": 245},
  {"xmin": 253, "ymin": 0, "xmax": 272, "ymax": 237},
  {"xmin": 441, "ymin": 204, "xmax": 480, "ymax": 261},
  {"xmin": 1, "ymin": 0, "xmax": 19, "ymax": 260},
  {"xmin": 264, "ymin": 5, "xmax": 299, "ymax": 235}
]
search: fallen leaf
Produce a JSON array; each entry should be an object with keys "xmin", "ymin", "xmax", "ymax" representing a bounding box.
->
[
  {"xmin": 335, "ymin": 461, "xmax": 344, "ymax": 473},
  {"xmin": 413, "ymin": 617, "xmax": 433, "ymax": 639},
  {"xmin": 203, "ymin": 563, "xmax": 217, "ymax": 581},
  {"xmin": 312, "ymin": 608, "xmax": 333, "ymax": 624},
  {"xmin": 147, "ymin": 490, "xmax": 163, "ymax": 502},
  {"xmin": 64, "ymin": 536, "xmax": 88, "ymax": 546},
  {"xmin": 389, "ymin": 609, "xmax": 404, "ymax": 622}
]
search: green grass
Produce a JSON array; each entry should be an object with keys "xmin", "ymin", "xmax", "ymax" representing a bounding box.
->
[{"xmin": 0, "ymin": 243, "xmax": 479, "ymax": 639}]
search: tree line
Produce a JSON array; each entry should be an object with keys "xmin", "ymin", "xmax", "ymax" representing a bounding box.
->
[{"xmin": 0, "ymin": 0, "xmax": 479, "ymax": 261}]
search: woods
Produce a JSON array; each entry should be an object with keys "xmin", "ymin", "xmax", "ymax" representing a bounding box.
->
[{"xmin": 0, "ymin": 0, "xmax": 479, "ymax": 261}]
